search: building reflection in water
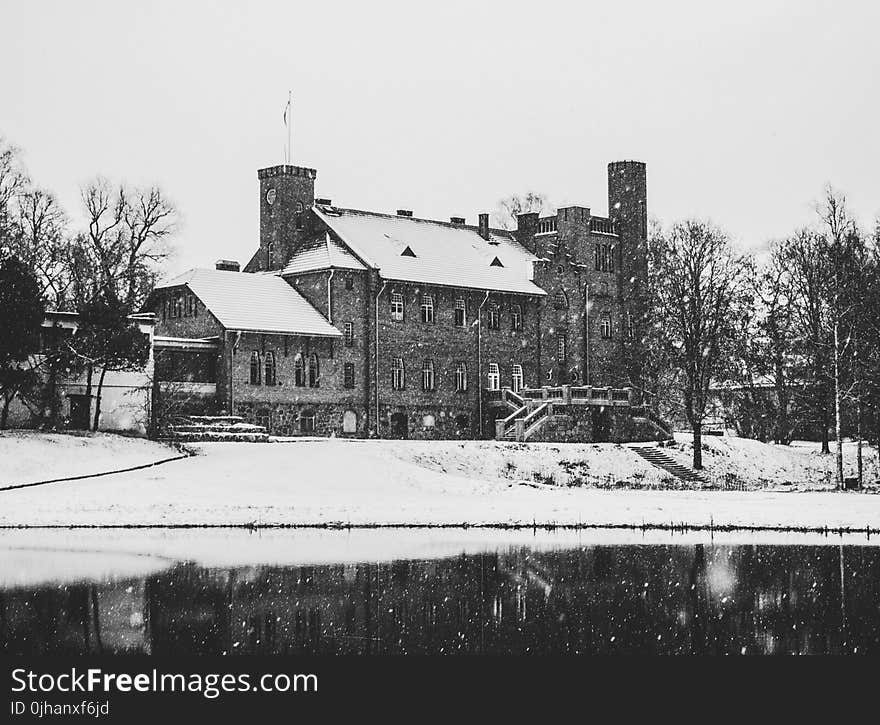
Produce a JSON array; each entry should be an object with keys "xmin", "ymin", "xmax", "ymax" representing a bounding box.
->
[{"xmin": 2, "ymin": 544, "xmax": 879, "ymax": 655}]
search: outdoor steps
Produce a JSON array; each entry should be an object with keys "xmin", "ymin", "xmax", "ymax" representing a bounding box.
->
[
  {"xmin": 628, "ymin": 444, "xmax": 709, "ymax": 484},
  {"xmin": 164, "ymin": 415, "xmax": 270, "ymax": 443}
]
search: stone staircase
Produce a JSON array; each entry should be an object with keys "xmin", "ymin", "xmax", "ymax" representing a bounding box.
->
[
  {"xmin": 496, "ymin": 402, "xmax": 551, "ymax": 442},
  {"xmin": 628, "ymin": 443, "xmax": 708, "ymax": 484},
  {"xmin": 163, "ymin": 415, "xmax": 270, "ymax": 443}
]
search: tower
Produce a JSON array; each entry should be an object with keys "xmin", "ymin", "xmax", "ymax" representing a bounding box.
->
[
  {"xmin": 607, "ymin": 160, "xmax": 647, "ymax": 299},
  {"xmin": 608, "ymin": 160, "xmax": 648, "ymax": 393},
  {"xmin": 246, "ymin": 164, "xmax": 317, "ymax": 272}
]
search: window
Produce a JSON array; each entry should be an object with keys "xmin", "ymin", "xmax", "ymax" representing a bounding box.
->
[
  {"xmin": 264, "ymin": 351, "xmax": 277, "ymax": 386},
  {"xmin": 511, "ymin": 304, "xmax": 522, "ymax": 331},
  {"xmin": 391, "ymin": 358, "xmax": 405, "ymax": 390},
  {"xmin": 345, "ymin": 276, "xmax": 354, "ymax": 291},
  {"xmin": 511, "ymin": 364, "xmax": 524, "ymax": 393},
  {"xmin": 295, "ymin": 201, "xmax": 304, "ymax": 230},
  {"xmin": 601, "ymin": 317, "xmax": 613, "ymax": 339},
  {"xmin": 557, "ymin": 334, "xmax": 567, "ymax": 361},
  {"xmin": 487, "ymin": 363, "xmax": 500, "ymax": 391},
  {"xmin": 627, "ymin": 312, "xmax": 634, "ymax": 339},
  {"xmin": 454, "ymin": 298, "xmax": 466, "ymax": 327},
  {"xmin": 422, "ymin": 414, "xmax": 435, "ymax": 429},
  {"xmin": 487, "ymin": 304, "xmax": 500, "ymax": 330},
  {"xmin": 343, "ymin": 410, "xmax": 357, "ymax": 433},
  {"xmin": 267, "ymin": 242, "xmax": 274, "ymax": 267},
  {"xmin": 595, "ymin": 243, "xmax": 615, "ymax": 272},
  {"xmin": 255, "ymin": 409, "xmax": 271, "ymax": 431},
  {"xmin": 308, "ymin": 353, "xmax": 320, "ymax": 387},
  {"xmin": 420, "ymin": 294, "xmax": 435, "ymax": 323},
  {"xmin": 343, "ymin": 362, "xmax": 355, "ymax": 389},
  {"xmin": 454, "ymin": 414, "xmax": 470, "ymax": 430},
  {"xmin": 391, "ymin": 292, "xmax": 404, "ymax": 321},
  {"xmin": 250, "ymin": 352, "xmax": 261, "ymax": 385},
  {"xmin": 343, "ymin": 322, "xmax": 354, "ymax": 347},
  {"xmin": 294, "ymin": 354, "xmax": 305, "ymax": 387},
  {"xmin": 300, "ymin": 408, "xmax": 315, "ymax": 433},
  {"xmin": 554, "ymin": 290, "xmax": 569, "ymax": 310},
  {"xmin": 455, "ymin": 362, "xmax": 468, "ymax": 392},
  {"xmin": 422, "ymin": 359, "xmax": 435, "ymax": 391}
]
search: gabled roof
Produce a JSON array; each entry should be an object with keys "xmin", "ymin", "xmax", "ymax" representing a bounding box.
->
[
  {"xmin": 154, "ymin": 268, "xmax": 342, "ymax": 337},
  {"xmin": 279, "ymin": 233, "xmax": 367, "ymax": 276},
  {"xmin": 312, "ymin": 207, "xmax": 545, "ymax": 295}
]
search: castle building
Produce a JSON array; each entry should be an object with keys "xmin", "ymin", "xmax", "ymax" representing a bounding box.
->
[{"xmin": 146, "ymin": 158, "xmax": 660, "ymax": 442}]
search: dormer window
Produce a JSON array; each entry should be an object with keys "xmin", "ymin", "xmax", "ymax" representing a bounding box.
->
[
  {"xmin": 401, "ymin": 246, "xmax": 416, "ymax": 257},
  {"xmin": 490, "ymin": 257, "xmax": 504, "ymax": 267}
]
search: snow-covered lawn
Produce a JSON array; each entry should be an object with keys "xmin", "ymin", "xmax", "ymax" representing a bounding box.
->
[
  {"xmin": 1, "ymin": 438, "xmax": 880, "ymax": 530},
  {"xmin": 666, "ymin": 433, "xmax": 880, "ymax": 489},
  {"xmin": 0, "ymin": 430, "xmax": 180, "ymax": 487}
]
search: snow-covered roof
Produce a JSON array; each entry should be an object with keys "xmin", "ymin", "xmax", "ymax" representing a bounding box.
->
[
  {"xmin": 280, "ymin": 233, "xmax": 367, "ymax": 276},
  {"xmin": 312, "ymin": 207, "xmax": 545, "ymax": 295},
  {"xmin": 155, "ymin": 268, "xmax": 342, "ymax": 337}
]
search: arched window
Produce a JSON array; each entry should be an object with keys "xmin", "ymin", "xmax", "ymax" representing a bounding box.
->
[
  {"xmin": 422, "ymin": 359, "xmax": 435, "ymax": 391},
  {"xmin": 264, "ymin": 351, "xmax": 276, "ymax": 386},
  {"xmin": 455, "ymin": 362, "xmax": 468, "ymax": 392},
  {"xmin": 420, "ymin": 294, "xmax": 435, "ymax": 323},
  {"xmin": 308, "ymin": 353, "xmax": 320, "ymax": 387},
  {"xmin": 390, "ymin": 292, "xmax": 404, "ymax": 321},
  {"xmin": 249, "ymin": 352, "xmax": 261, "ymax": 385},
  {"xmin": 511, "ymin": 303, "xmax": 523, "ymax": 331},
  {"xmin": 487, "ymin": 362, "xmax": 500, "ymax": 391},
  {"xmin": 391, "ymin": 358, "xmax": 405, "ymax": 390},
  {"xmin": 454, "ymin": 298, "xmax": 466, "ymax": 327},
  {"xmin": 554, "ymin": 290, "xmax": 569, "ymax": 310},
  {"xmin": 511, "ymin": 364, "xmax": 524, "ymax": 393},
  {"xmin": 293, "ymin": 354, "xmax": 305, "ymax": 386}
]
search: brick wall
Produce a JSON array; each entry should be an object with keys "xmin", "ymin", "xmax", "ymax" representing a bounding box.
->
[
  {"xmin": 230, "ymin": 331, "xmax": 365, "ymax": 436},
  {"xmin": 373, "ymin": 283, "xmax": 541, "ymax": 439}
]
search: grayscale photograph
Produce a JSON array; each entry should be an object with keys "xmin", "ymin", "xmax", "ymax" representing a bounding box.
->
[{"xmin": 1, "ymin": 0, "xmax": 879, "ymax": 693}]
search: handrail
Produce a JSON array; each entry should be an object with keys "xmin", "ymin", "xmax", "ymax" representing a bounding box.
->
[{"xmin": 521, "ymin": 402, "xmax": 548, "ymax": 428}]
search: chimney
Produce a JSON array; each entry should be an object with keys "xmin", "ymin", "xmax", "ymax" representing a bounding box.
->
[
  {"xmin": 315, "ymin": 198, "xmax": 332, "ymax": 206},
  {"xmin": 450, "ymin": 216, "xmax": 466, "ymax": 225},
  {"xmin": 478, "ymin": 213, "xmax": 490, "ymax": 240},
  {"xmin": 396, "ymin": 209, "xmax": 413, "ymax": 217},
  {"xmin": 215, "ymin": 259, "xmax": 240, "ymax": 272}
]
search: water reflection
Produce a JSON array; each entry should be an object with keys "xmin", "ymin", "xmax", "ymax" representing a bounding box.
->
[{"xmin": 2, "ymin": 544, "xmax": 879, "ymax": 655}]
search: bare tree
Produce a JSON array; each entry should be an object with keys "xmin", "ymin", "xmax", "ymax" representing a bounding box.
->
[
  {"xmin": 651, "ymin": 220, "xmax": 754, "ymax": 469},
  {"xmin": 493, "ymin": 192, "xmax": 553, "ymax": 230},
  {"xmin": 73, "ymin": 178, "xmax": 178, "ymax": 312}
]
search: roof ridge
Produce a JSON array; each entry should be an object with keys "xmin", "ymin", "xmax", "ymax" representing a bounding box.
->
[{"xmin": 328, "ymin": 206, "xmax": 514, "ymax": 237}]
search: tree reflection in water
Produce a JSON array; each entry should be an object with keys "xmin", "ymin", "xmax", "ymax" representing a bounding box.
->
[{"xmin": 2, "ymin": 544, "xmax": 879, "ymax": 655}]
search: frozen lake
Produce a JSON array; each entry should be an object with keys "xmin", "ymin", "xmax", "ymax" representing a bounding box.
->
[{"xmin": 1, "ymin": 528, "xmax": 878, "ymax": 654}]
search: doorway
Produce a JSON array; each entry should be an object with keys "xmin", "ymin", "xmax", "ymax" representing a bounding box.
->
[{"xmin": 69, "ymin": 395, "xmax": 90, "ymax": 430}]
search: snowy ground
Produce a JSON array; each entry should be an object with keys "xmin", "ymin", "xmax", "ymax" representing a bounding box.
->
[
  {"xmin": 667, "ymin": 433, "xmax": 880, "ymax": 489},
  {"xmin": 1, "ymin": 435, "xmax": 879, "ymax": 530},
  {"xmin": 0, "ymin": 430, "xmax": 181, "ymax": 487}
]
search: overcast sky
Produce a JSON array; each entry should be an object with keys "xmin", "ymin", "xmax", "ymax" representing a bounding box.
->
[{"xmin": 2, "ymin": 0, "xmax": 878, "ymax": 276}]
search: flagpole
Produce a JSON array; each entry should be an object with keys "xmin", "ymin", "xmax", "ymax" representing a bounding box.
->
[{"xmin": 287, "ymin": 90, "xmax": 292, "ymax": 165}]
